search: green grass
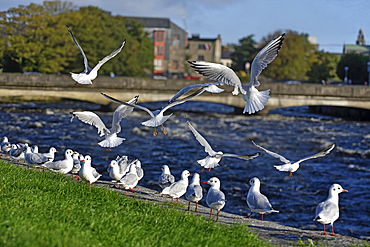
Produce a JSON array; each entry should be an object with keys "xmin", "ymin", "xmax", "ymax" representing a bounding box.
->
[{"xmin": 0, "ymin": 161, "xmax": 270, "ymax": 247}]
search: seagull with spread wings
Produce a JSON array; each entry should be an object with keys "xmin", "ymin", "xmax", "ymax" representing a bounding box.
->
[
  {"xmin": 101, "ymin": 89, "xmax": 205, "ymax": 136},
  {"xmin": 67, "ymin": 25, "xmax": 126, "ymax": 85},
  {"xmin": 71, "ymin": 95, "xmax": 138, "ymax": 150},
  {"xmin": 252, "ymin": 141, "xmax": 336, "ymax": 178},
  {"xmin": 188, "ymin": 33, "xmax": 285, "ymax": 114},
  {"xmin": 188, "ymin": 121, "xmax": 260, "ymax": 171}
]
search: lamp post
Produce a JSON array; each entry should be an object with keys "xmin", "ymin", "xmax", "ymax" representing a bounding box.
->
[{"xmin": 344, "ymin": 66, "xmax": 349, "ymax": 84}]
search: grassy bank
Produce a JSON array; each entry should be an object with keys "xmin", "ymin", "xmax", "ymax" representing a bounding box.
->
[{"xmin": 0, "ymin": 160, "xmax": 270, "ymax": 247}]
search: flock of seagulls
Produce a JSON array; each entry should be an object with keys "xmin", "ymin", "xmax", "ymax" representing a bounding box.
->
[{"xmin": 0, "ymin": 26, "xmax": 348, "ymax": 236}]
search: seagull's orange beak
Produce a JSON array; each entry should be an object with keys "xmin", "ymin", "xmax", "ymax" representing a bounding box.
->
[
  {"xmin": 203, "ymin": 181, "xmax": 209, "ymax": 184},
  {"xmin": 56, "ymin": 150, "xmax": 59, "ymax": 153},
  {"xmin": 81, "ymin": 160, "xmax": 85, "ymax": 162},
  {"xmin": 342, "ymin": 189, "xmax": 349, "ymax": 193},
  {"xmin": 189, "ymin": 174, "xmax": 193, "ymax": 176}
]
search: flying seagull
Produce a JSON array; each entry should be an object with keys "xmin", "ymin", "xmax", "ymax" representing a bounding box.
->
[
  {"xmin": 67, "ymin": 25, "xmax": 126, "ymax": 85},
  {"xmin": 188, "ymin": 33, "xmax": 285, "ymax": 114}
]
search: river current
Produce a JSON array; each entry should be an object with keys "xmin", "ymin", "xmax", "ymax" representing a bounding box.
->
[{"xmin": 0, "ymin": 100, "xmax": 369, "ymax": 239}]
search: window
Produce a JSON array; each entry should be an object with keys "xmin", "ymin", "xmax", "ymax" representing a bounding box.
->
[
  {"xmin": 172, "ymin": 60, "xmax": 179, "ymax": 69},
  {"xmin": 155, "ymin": 31, "xmax": 164, "ymax": 41},
  {"xmin": 198, "ymin": 44, "xmax": 204, "ymax": 49},
  {"xmin": 198, "ymin": 55, "xmax": 204, "ymax": 60},
  {"xmin": 155, "ymin": 45, "xmax": 164, "ymax": 56},
  {"xmin": 154, "ymin": 59, "xmax": 163, "ymax": 70}
]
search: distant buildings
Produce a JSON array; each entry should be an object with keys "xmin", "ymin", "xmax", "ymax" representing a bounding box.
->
[
  {"xmin": 132, "ymin": 17, "xmax": 223, "ymax": 79},
  {"xmin": 343, "ymin": 28, "xmax": 370, "ymax": 55}
]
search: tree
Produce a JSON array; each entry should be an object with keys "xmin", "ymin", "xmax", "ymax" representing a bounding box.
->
[
  {"xmin": 306, "ymin": 51, "xmax": 340, "ymax": 83},
  {"xmin": 259, "ymin": 30, "xmax": 316, "ymax": 80},
  {"xmin": 337, "ymin": 52, "xmax": 368, "ymax": 84},
  {"xmin": 0, "ymin": 2, "xmax": 76, "ymax": 73},
  {"xmin": 230, "ymin": 35, "xmax": 257, "ymax": 72},
  {"xmin": 0, "ymin": 2, "xmax": 153, "ymax": 76}
]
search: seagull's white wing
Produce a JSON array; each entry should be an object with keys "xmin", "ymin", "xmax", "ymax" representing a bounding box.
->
[
  {"xmin": 296, "ymin": 143, "xmax": 336, "ymax": 164},
  {"xmin": 161, "ymin": 88, "xmax": 205, "ymax": 113},
  {"xmin": 67, "ymin": 25, "xmax": 90, "ymax": 73},
  {"xmin": 169, "ymin": 82, "xmax": 220, "ymax": 103},
  {"xmin": 250, "ymin": 33, "xmax": 285, "ymax": 87},
  {"xmin": 188, "ymin": 61, "xmax": 244, "ymax": 91},
  {"xmin": 187, "ymin": 121, "xmax": 216, "ymax": 156},
  {"xmin": 71, "ymin": 111, "xmax": 110, "ymax": 137},
  {"xmin": 91, "ymin": 39, "xmax": 126, "ymax": 73},
  {"xmin": 252, "ymin": 141, "xmax": 291, "ymax": 164},
  {"xmin": 221, "ymin": 152, "xmax": 260, "ymax": 160},
  {"xmin": 111, "ymin": 95, "xmax": 139, "ymax": 134},
  {"xmin": 101, "ymin": 93, "xmax": 155, "ymax": 118}
]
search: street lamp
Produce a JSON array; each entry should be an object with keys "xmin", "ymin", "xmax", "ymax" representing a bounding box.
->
[{"xmin": 344, "ymin": 66, "xmax": 349, "ymax": 84}]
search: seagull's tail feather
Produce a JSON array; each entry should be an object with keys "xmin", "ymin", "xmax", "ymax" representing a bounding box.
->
[
  {"xmin": 160, "ymin": 186, "xmax": 170, "ymax": 195},
  {"xmin": 197, "ymin": 156, "xmax": 219, "ymax": 169},
  {"xmin": 98, "ymin": 137, "xmax": 125, "ymax": 148},
  {"xmin": 70, "ymin": 72, "xmax": 92, "ymax": 85},
  {"xmin": 242, "ymin": 86, "xmax": 270, "ymax": 114}
]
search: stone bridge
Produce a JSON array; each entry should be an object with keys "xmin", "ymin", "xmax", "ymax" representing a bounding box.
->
[{"xmin": 0, "ymin": 73, "xmax": 369, "ymax": 114}]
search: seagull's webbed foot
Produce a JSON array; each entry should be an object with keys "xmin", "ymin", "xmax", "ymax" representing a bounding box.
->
[
  {"xmin": 289, "ymin": 172, "xmax": 293, "ymax": 178},
  {"xmin": 161, "ymin": 124, "xmax": 167, "ymax": 135},
  {"xmin": 153, "ymin": 127, "xmax": 157, "ymax": 136}
]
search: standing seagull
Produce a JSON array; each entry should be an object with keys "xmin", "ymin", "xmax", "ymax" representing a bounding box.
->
[
  {"xmin": 158, "ymin": 165, "xmax": 175, "ymax": 190},
  {"xmin": 118, "ymin": 163, "xmax": 139, "ymax": 196},
  {"xmin": 252, "ymin": 141, "xmax": 336, "ymax": 178},
  {"xmin": 313, "ymin": 183, "xmax": 348, "ymax": 236},
  {"xmin": 185, "ymin": 173, "xmax": 203, "ymax": 212},
  {"xmin": 79, "ymin": 155, "xmax": 102, "ymax": 187},
  {"xmin": 1, "ymin": 136, "xmax": 11, "ymax": 157},
  {"xmin": 188, "ymin": 33, "xmax": 285, "ymax": 114},
  {"xmin": 24, "ymin": 144, "xmax": 51, "ymax": 169},
  {"xmin": 71, "ymin": 95, "xmax": 138, "ymax": 150},
  {"xmin": 160, "ymin": 170, "xmax": 192, "ymax": 203},
  {"xmin": 188, "ymin": 121, "xmax": 260, "ymax": 171},
  {"xmin": 40, "ymin": 147, "xmax": 58, "ymax": 162},
  {"xmin": 246, "ymin": 177, "xmax": 279, "ymax": 221},
  {"xmin": 101, "ymin": 89, "xmax": 205, "ymax": 136},
  {"xmin": 67, "ymin": 25, "xmax": 126, "ymax": 85},
  {"xmin": 42, "ymin": 149, "xmax": 75, "ymax": 174},
  {"xmin": 203, "ymin": 177, "xmax": 226, "ymax": 222}
]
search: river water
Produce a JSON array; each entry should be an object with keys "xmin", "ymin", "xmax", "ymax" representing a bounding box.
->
[{"xmin": 0, "ymin": 100, "xmax": 369, "ymax": 239}]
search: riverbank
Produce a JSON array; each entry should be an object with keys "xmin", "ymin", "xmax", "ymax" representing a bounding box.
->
[{"xmin": 0, "ymin": 156, "xmax": 367, "ymax": 247}]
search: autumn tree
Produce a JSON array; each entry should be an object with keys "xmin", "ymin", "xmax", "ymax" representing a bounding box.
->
[
  {"xmin": 336, "ymin": 52, "xmax": 368, "ymax": 84},
  {"xmin": 259, "ymin": 30, "xmax": 316, "ymax": 80},
  {"xmin": 306, "ymin": 51, "xmax": 340, "ymax": 83}
]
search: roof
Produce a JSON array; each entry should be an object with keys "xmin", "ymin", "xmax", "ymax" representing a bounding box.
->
[
  {"xmin": 344, "ymin": 44, "xmax": 369, "ymax": 51},
  {"xmin": 130, "ymin": 17, "xmax": 171, "ymax": 28}
]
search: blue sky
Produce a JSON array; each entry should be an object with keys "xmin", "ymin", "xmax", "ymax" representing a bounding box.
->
[{"xmin": 1, "ymin": 0, "xmax": 369, "ymax": 53}]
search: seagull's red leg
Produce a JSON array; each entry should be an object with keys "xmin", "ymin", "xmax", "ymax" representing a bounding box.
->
[
  {"xmin": 331, "ymin": 224, "xmax": 337, "ymax": 236},
  {"xmin": 209, "ymin": 209, "xmax": 213, "ymax": 220},
  {"xmin": 161, "ymin": 124, "xmax": 167, "ymax": 135},
  {"xmin": 106, "ymin": 148, "xmax": 111, "ymax": 151},
  {"xmin": 177, "ymin": 198, "xmax": 179, "ymax": 203},
  {"xmin": 188, "ymin": 202, "xmax": 191, "ymax": 211},
  {"xmin": 125, "ymin": 189, "xmax": 129, "ymax": 197},
  {"xmin": 216, "ymin": 210, "xmax": 220, "ymax": 222},
  {"xmin": 130, "ymin": 188, "xmax": 135, "ymax": 193},
  {"xmin": 245, "ymin": 212, "xmax": 253, "ymax": 218},
  {"xmin": 323, "ymin": 224, "xmax": 327, "ymax": 235},
  {"xmin": 211, "ymin": 93, "xmax": 214, "ymax": 96},
  {"xmin": 289, "ymin": 172, "xmax": 293, "ymax": 178},
  {"xmin": 195, "ymin": 202, "xmax": 198, "ymax": 212},
  {"xmin": 201, "ymin": 167, "xmax": 205, "ymax": 172},
  {"xmin": 261, "ymin": 214, "xmax": 264, "ymax": 221},
  {"xmin": 208, "ymin": 168, "xmax": 212, "ymax": 172},
  {"xmin": 153, "ymin": 127, "xmax": 157, "ymax": 136},
  {"xmin": 74, "ymin": 82, "xmax": 78, "ymax": 86},
  {"xmin": 171, "ymin": 198, "xmax": 173, "ymax": 203}
]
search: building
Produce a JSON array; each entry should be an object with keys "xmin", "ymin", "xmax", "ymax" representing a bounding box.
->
[
  {"xmin": 186, "ymin": 34, "xmax": 222, "ymax": 78},
  {"xmin": 132, "ymin": 17, "xmax": 188, "ymax": 79},
  {"xmin": 343, "ymin": 28, "xmax": 370, "ymax": 55}
]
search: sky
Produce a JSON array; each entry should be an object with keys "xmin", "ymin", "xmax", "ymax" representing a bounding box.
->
[{"xmin": 1, "ymin": 0, "xmax": 370, "ymax": 54}]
